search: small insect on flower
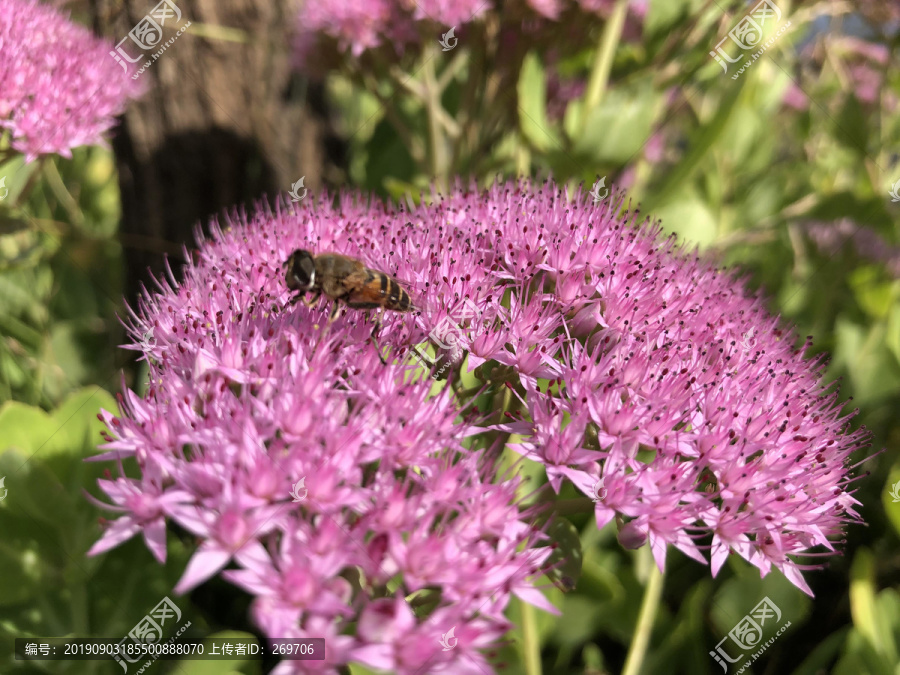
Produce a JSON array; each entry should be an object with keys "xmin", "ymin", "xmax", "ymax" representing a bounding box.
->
[
  {"xmin": 283, "ymin": 250, "xmax": 416, "ymax": 316},
  {"xmin": 283, "ymin": 250, "xmax": 417, "ymax": 364}
]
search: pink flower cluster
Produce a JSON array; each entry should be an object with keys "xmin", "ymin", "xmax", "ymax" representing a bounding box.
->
[
  {"xmin": 294, "ymin": 0, "xmax": 647, "ymax": 65},
  {"xmin": 0, "ymin": 0, "xmax": 143, "ymax": 161},
  {"xmin": 89, "ymin": 180, "xmax": 868, "ymax": 671}
]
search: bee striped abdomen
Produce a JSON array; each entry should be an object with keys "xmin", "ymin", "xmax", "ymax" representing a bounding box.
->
[
  {"xmin": 388, "ymin": 278, "xmax": 400, "ymax": 305},
  {"xmin": 383, "ymin": 275, "xmax": 413, "ymax": 311},
  {"xmin": 397, "ymin": 289, "xmax": 411, "ymax": 311}
]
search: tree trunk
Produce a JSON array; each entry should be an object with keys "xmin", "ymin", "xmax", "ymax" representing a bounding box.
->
[{"xmin": 87, "ymin": 0, "xmax": 344, "ymax": 301}]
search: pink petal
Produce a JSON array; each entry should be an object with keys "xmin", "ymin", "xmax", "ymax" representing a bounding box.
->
[
  {"xmin": 87, "ymin": 518, "xmax": 141, "ymax": 557},
  {"xmin": 174, "ymin": 543, "xmax": 232, "ymax": 594},
  {"xmin": 143, "ymin": 517, "xmax": 168, "ymax": 563}
]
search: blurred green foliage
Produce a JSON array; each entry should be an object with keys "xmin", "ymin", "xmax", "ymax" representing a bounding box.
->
[
  {"xmin": 2, "ymin": 0, "xmax": 900, "ymax": 673},
  {"xmin": 0, "ymin": 148, "xmax": 125, "ymax": 408}
]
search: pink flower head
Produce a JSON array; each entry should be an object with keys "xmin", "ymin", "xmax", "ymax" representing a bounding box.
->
[
  {"xmin": 0, "ymin": 0, "xmax": 144, "ymax": 161},
  {"xmin": 412, "ymin": 0, "xmax": 490, "ymax": 26},
  {"xmin": 296, "ymin": 0, "xmax": 394, "ymax": 57},
  {"xmin": 89, "ymin": 179, "xmax": 868, "ymax": 675}
]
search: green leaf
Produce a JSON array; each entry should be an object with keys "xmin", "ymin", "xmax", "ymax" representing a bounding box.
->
[
  {"xmin": 834, "ymin": 95, "xmax": 869, "ymax": 156},
  {"xmin": 885, "ymin": 305, "xmax": 900, "ymax": 367},
  {"xmin": 883, "ymin": 463, "xmax": 900, "ymax": 549},
  {"xmin": 569, "ymin": 78, "xmax": 661, "ymax": 164},
  {"xmin": 833, "ymin": 318, "xmax": 900, "ymax": 405},
  {"xmin": 651, "ymin": 196, "xmax": 718, "ymax": 248},
  {"xmin": 0, "ymin": 157, "xmax": 40, "ymax": 205},
  {"xmin": 172, "ymin": 631, "xmax": 260, "ymax": 675},
  {"xmin": 518, "ymin": 52, "xmax": 561, "ymax": 153},
  {"xmin": 643, "ymin": 580, "xmax": 713, "ymax": 675},
  {"xmin": 833, "ymin": 630, "xmax": 895, "ymax": 675},
  {"xmin": 545, "ymin": 517, "xmax": 584, "ymax": 592},
  {"xmin": 848, "ymin": 267, "xmax": 896, "ymax": 320},
  {"xmin": 643, "ymin": 80, "xmax": 744, "ymax": 214},
  {"xmin": 0, "ymin": 447, "xmax": 79, "ymax": 532},
  {"xmin": 645, "ymin": 0, "xmax": 702, "ymax": 38},
  {"xmin": 552, "ymin": 595, "xmax": 603, "ymax": 647},
  {"xmin": 0, "ymin": 539, "xmax": 42, "ymax": 606},
  {"xmin": 711, "ymin": 557, "xmax": 811, "ymax": 638},
  {"xmin": 46, "ymin": 322, "xmax": 92, "ymax": 390},
  {"xmin": 849, "ymin": 549, "xmax": 899, "ymax": 666},
  {"xmin": 363, "ymin": 118, "xmax": 417, "ymax": 197},
  {"xmin": 0, "ymin": 387, "xmax": 116, "ymax": 462},
  {"xmin": 0, "ymin": 403, "xmax": 59, "ymax": 457},
  {"xmin": 790, "ymin": 628, "xmax": 850, "ymax": 675},
  {"xmin": 0, "ymin": 388, "xmax": 119, "ymax": 561},
  {"xmin": 0, "ymin": 214, "xmax": 49, "ymax": 271},
  {"xmin": 383, "ymin": 177, "xmax": 426, "ymax": 205}
]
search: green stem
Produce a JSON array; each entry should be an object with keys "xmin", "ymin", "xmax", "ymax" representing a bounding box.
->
[
  {"xmin": 44, "ymin": 158, "xmax": 84, "ymax": 227},
  {"xmin": 422, "ymin": 49, "xmax": 448, "ymax": 189},
  {"xmin": 358, "ymin": 69, "xmax": 426, "ymax": 166},
  {"xmin": 437, "ymin": 49, "xmax": 468, "ymax": 93},
  {"xmin": 521, "ymin": 599, "xmax": 542, "ymax": 675},
  {"xmin": 621, "ymin": 562, "xmax": 664, "ymax": 675},
  {"xmin": 454, "ymin": 32, "xmax": 484, "ymax": 171},
  {"xmin": 516, "ymin": 139, "xmax": 531, "ymax": 177},
  {"xmin": 12, "ymin": 157, "xmax": 44, "ymax": 208},
  {"xmin": 580, "ymin": 0, "xmax": 629, "ymax": 135}
]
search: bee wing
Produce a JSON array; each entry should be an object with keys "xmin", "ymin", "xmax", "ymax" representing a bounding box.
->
[
  {"xmin": 343, "ymin": 267, "xmax": 416, "ymax": 311},
  {"xmin": 331, "ymin": 267, "xmax": 379, "ymax": 303}
]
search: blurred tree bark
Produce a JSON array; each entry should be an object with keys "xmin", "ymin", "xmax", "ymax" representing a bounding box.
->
[{"xmin": 87, "ymin": 0, "xmax": 345, "ymax": 302}]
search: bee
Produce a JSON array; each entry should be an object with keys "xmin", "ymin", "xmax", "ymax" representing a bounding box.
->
[{"xmin": 283, "ymin": 249, "xmax": 416, "ymax": 318}]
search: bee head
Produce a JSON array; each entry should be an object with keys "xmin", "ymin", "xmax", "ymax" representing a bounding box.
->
[{"xmin": 285, "ymin": 249, "xmax": 316, "ymax": 292}]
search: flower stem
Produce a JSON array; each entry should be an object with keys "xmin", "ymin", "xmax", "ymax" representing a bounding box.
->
[
  {"xmin": 44, "ymin": 158, "xmax": 84, "ymax": 227},
  {"xmin": 516, "ymin": 139, "xmax": 531, "ymax": 177},
  {"xmin": 13, "ymin": 157, "xmax": 44, "ymax": 208},
  {"xmin": 422, "ymin": 48, "xmax": 448, "ymax": 189},
  {"xmin": 357, "ymin": 67, "xmax": 426, "ymax": 166},
  {"xmin": 521, "ymin": 598, "xmax": 542, "ymax": 675},
  {"xmin": 580, "ymin": 0, "xmax": 629, "ymax": 135},
  {"xmin": 621, "ymin": 561, "xmax": 664, "ymax": 675}
]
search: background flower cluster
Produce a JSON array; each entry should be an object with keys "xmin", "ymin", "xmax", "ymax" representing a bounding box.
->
[{"xmin": 0, "ymin": 0, "xmax": 143, "ymax": 161}]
